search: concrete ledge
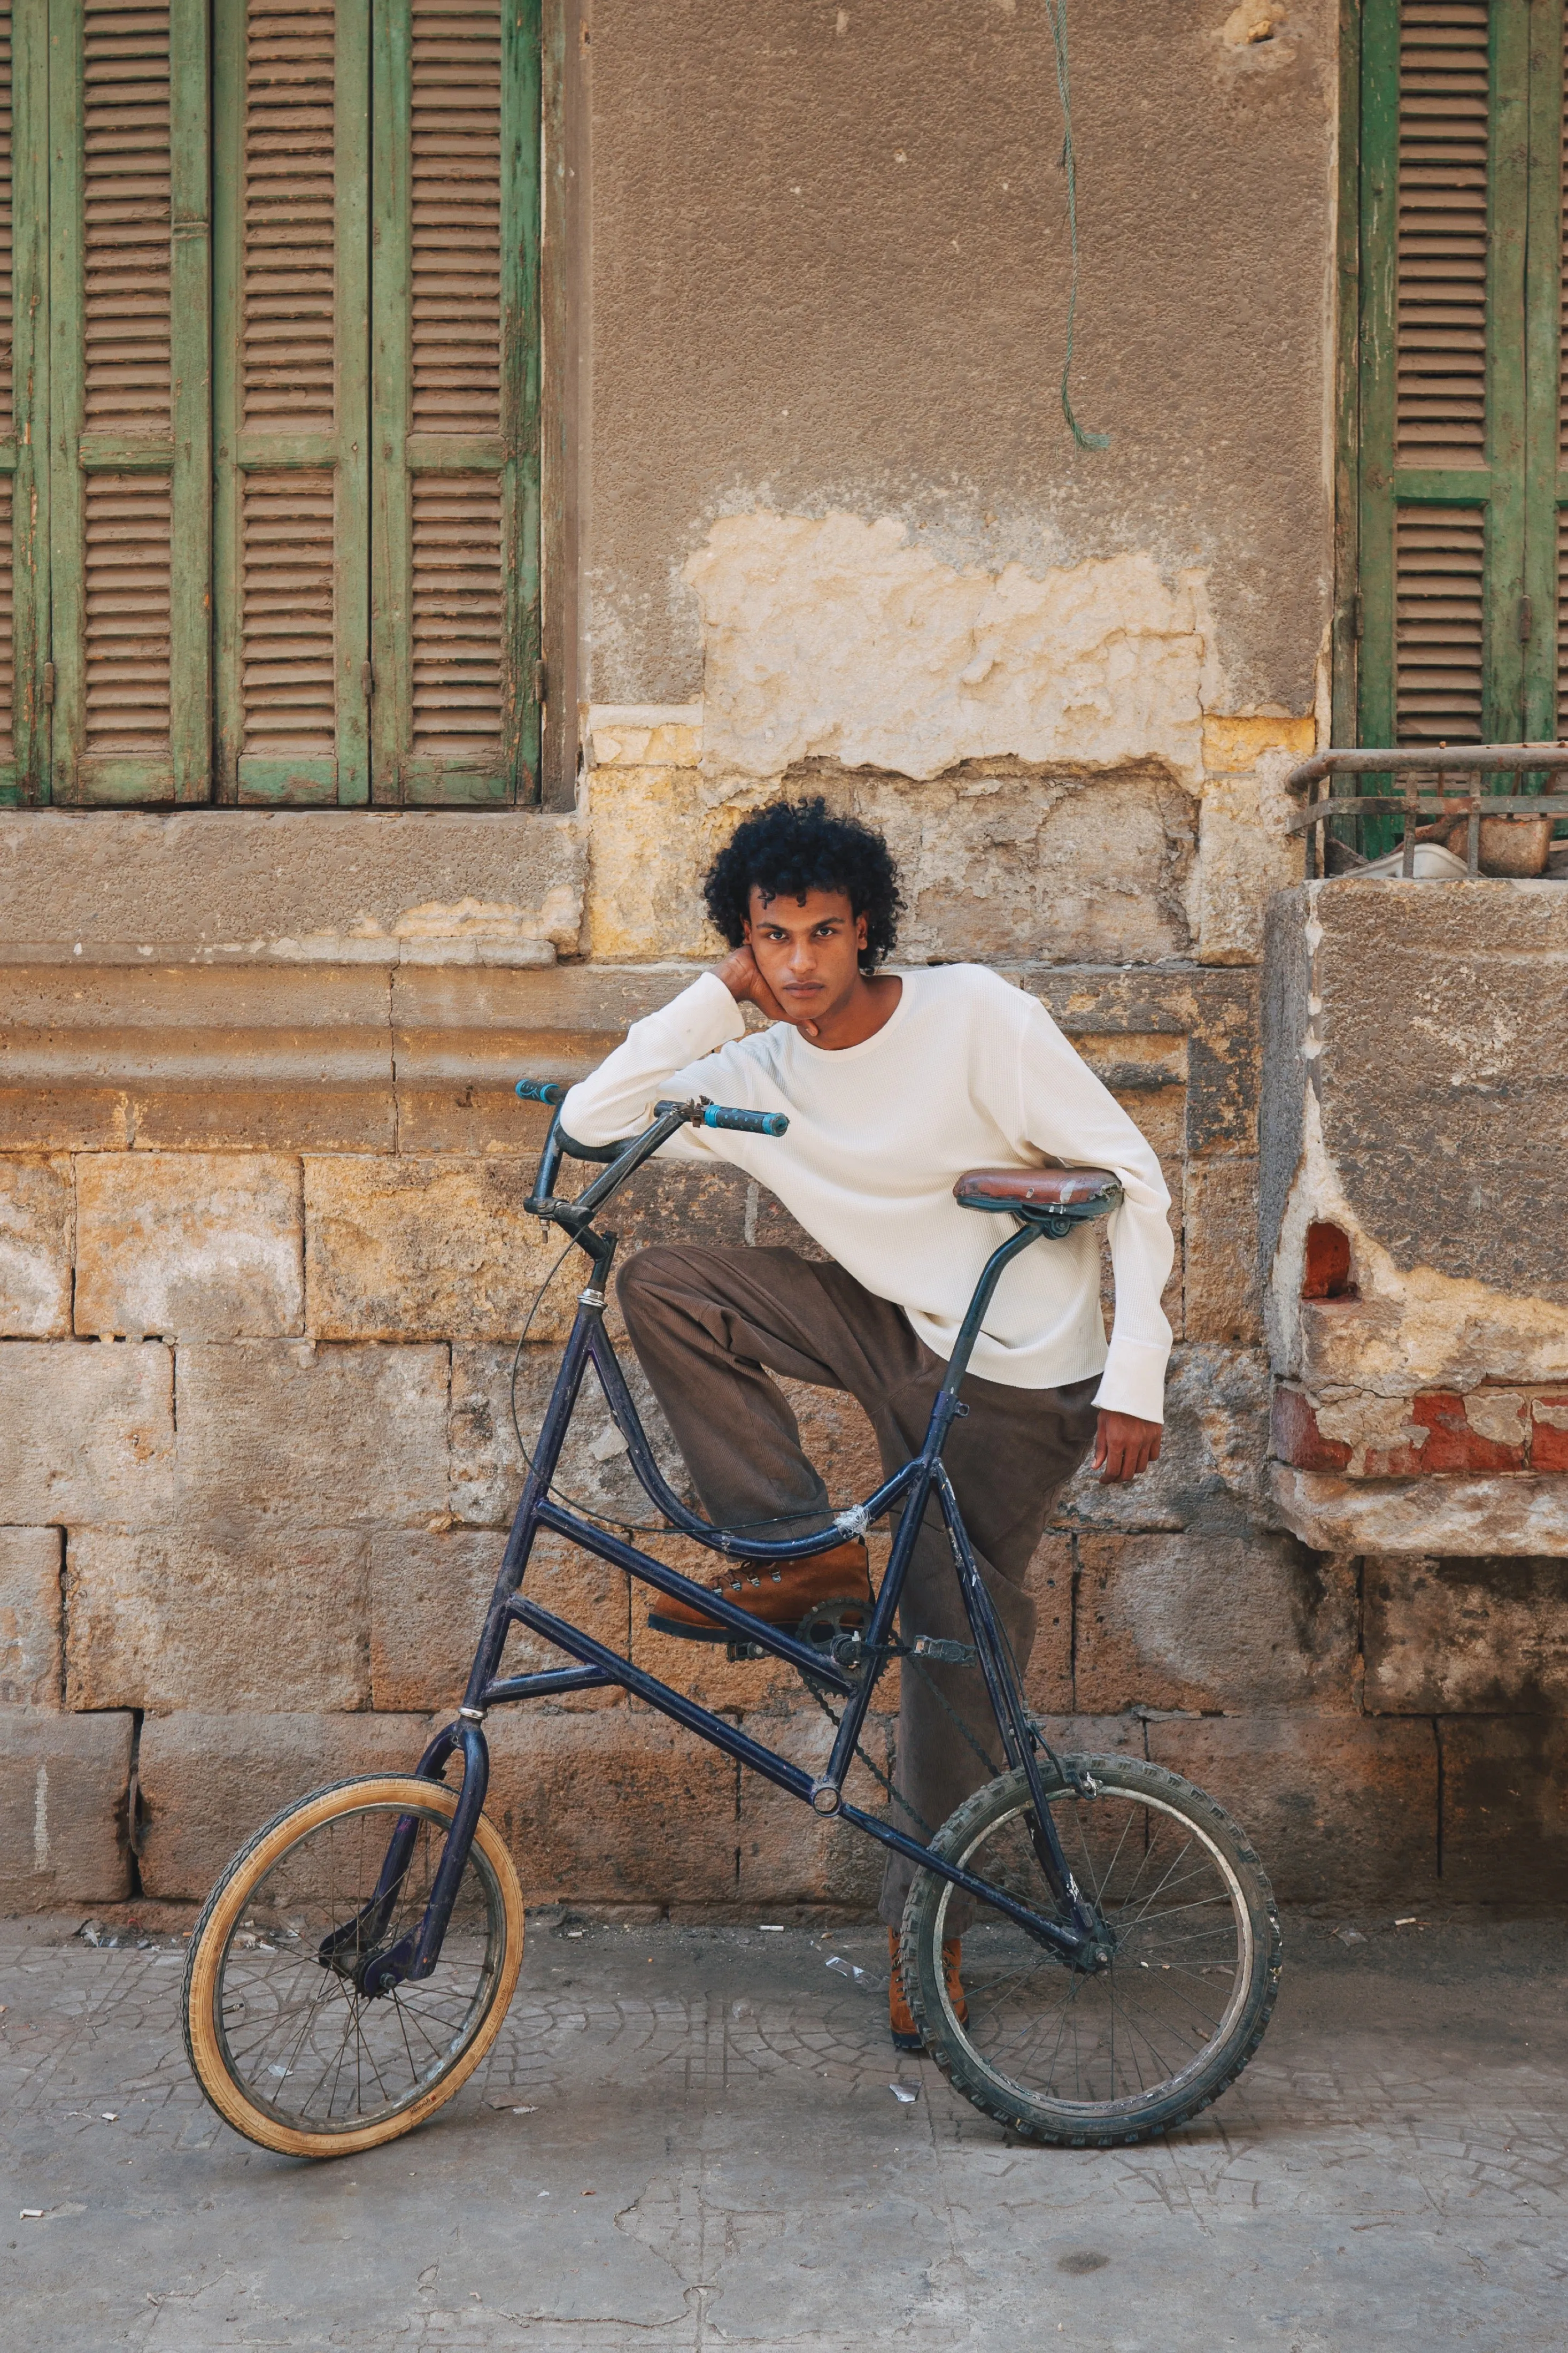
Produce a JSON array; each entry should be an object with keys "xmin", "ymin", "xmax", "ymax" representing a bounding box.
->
[
  {"xmin": 1270, "ymin": 1463, "xmax": 1568, "ymax": 1554},
  {"xmin": 0, "ymin": 810, "xmax": 585, "ymax": 965}
]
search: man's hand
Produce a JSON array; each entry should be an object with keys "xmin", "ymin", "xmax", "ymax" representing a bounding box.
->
[
  {"xmin": 715, "ymin": 944, "xmax": 820, "ymax": 1038},
  {"xmin": 1093, "ymin": 1410, "xmax": 1162, "ymax": 1483}
]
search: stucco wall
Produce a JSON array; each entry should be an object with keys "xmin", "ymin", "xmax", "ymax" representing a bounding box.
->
[{"xmin": 585, "ymin": 0, "xmax": 1336, "ymax": 716}]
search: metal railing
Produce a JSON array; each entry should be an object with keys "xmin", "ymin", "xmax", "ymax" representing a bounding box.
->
[{"xmin": 1283, "ymin": 746, "xmax": 1568, "ymax": 878}]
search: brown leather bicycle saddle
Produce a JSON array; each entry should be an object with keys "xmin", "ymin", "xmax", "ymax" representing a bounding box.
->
[{"xmin": 954, "ymin": 1166, "xmax": 1123, "ymax": 1218}]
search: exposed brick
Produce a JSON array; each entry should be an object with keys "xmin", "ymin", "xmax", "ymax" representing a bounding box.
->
[
  {"xmin": 0, "ymin": 1156, "xmax": 73, "ymax": 1337},
  {"xmin": 0, "ymin": 1340, "xmax": 174, "ymax": 1527},
  {"xmin": 0, "ymin": 1710, "xmax": 133, "ymax": 1909},
  {"xmin": 1530, "ymin": 1396, "xmax": 1568, "ymax": 1473},
  {"xmin": 1439, "ymin": 1718, "xmax": 1568, "ymax": 1903},
  {"xmin": 369, "ymin": 1527, "xmax": 629, "ymax": 1713},
  {"xmin": 1183, "ymin": 1157, "xmax": 1263, "ymax": 1344},
  {"xmin": 1364, "ymin": 1556, "xmax": 1568, "ymax": 1716},
  {"xmin": 175, "ymin": 1341, "xmax": 447, "ymax": 1528},
  {"xmin": 1271, "ymin": 1383, "xmax": 1351, "ymax": 1473},
  {"xmin": 66, "ymin": 1527, "xmax": 370, "ymax": 1713},
  {"xmin": 484, "ymin": 1707, "xmax": 739, "ymax": 1904},
  {"xmin": 74, "ymin": 1152, "xmax": 303, "ymax": 1340},
  {"xmin": 136, "ymin": 1711, "xmax": 433, "ymax": 1899},
  {"xmin": 1146, "ymin": 1712, "xmax": 1439, "ymax": 1904},
  {"xmin": 1408, "ymin": 1391, "xmax": 1526, "ymax": 1475},
  {"xmin": 1075, "ymin": 1532, "xmax": 1356, "ymax": 1714},
  {"xmin": 0, "ymin": 1527, "xmax": 64, "ymax": 1708}
]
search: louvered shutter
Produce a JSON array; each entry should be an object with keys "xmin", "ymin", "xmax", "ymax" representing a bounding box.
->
[
  {"xmin": 45, "ymin": 0, "xmax": 211, "ymax": 803},
  {"xmin": 0, "ymin": 2, "xmax": 16, "ymax": 790},
  {"xmin": 368, "ymin": 0, "xmax": 539, "ymax": 804},
  {"xmin": 1357, "ymin": 0, "xmax": 1563, "ymax": 755},
  {"xmin": 212, "ymin": 0, "xmax": 372, "ymax": 803}
]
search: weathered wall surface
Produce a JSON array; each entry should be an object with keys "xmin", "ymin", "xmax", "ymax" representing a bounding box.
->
[
  {"xmin": 3, "ymin": 923, "xmax": 1337, "ymax": 1916},
  {"xmin": 9, "ymin": 3, "xmax": 1564, "ymax": 1924},
  {"xmin": 580, "ymin": 1, "xmax": 1332, "ymax": 980},
  {"xmin": 586, "ymin": 0, "xmax": 1335, "ymax": 717},
  {"xmin": 1258, "ymin": 881, "xmax": 1568, "ymax": 1895}
]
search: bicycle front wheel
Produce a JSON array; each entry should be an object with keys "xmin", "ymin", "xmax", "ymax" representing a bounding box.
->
[
  {"xmin": 183, "ymin": 1775, "xmax": 524, "ymax": 2158},
  {"xmin": 899, "ymin": 1754, "xmax": 1281, "ymax": 2147}
]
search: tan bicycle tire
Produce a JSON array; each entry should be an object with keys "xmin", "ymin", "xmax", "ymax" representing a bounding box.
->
[{"xmin": 183, "ymin": 1774, "xmax": 525, "ymax": 2160}]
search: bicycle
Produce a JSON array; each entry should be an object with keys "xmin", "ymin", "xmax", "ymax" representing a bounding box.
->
[{"xmin": 182, "ymin": 1082, "xmax": 1283, "ymax": 2158}]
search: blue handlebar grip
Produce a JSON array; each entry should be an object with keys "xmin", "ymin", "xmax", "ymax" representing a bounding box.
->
[
  {"xmin": 702, "ymin": 1104, "xmax": 789, "ymax": 1136},
  {"xmin": 515, "ymin": 1079, "xmax": 567, "ymax": 1104}
]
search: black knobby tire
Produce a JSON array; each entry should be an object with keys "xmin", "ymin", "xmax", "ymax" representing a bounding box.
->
[
  {"xmin": 899, "ymin": 1753, "xmax": 1282, "ymax": 2147},
  {"xmin": 182, "ymin": 1775, "xmax": 525, "ymax": 2158}
]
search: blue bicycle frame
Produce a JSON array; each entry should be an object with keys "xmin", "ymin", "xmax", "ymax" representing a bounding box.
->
[{"xmin": 348, "ymin": 1092, "xmax": 1122, "ymax": 1998}]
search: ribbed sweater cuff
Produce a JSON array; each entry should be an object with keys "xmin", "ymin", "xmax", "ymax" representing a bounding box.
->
[
  {"xmin": 668, "ymin": 970, "xmax": 749, "ymax": 1052},
  {"xmin": 1092, "ymin": 1336, "xmax": 1170, "ymax": 1426}
]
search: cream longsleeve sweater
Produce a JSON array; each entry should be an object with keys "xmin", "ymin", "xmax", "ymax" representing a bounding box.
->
[{"xmin": 560, "ymin": 965, "xmax": 1173, "ymax": 1421}]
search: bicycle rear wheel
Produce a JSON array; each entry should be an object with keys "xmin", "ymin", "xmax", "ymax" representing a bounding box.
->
[
  {"xmin": 899, "ymin": 1754, "xmax": 1281, "ymax": 2146},
  {"xmin": 183, "ymin": 1775, "xmax": 524, "ymax": 2158}
]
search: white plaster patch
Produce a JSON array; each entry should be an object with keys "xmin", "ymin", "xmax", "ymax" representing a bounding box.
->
[{"xmin": 683, "ymin": 513, "xmax": 1214, "ymax": 785}]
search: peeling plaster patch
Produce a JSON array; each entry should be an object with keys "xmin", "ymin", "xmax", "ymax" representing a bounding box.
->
[
  {"xmin": 683, "ymin": 513, "xmax": 1216, "ymax": 785},
  {"xmin": 1271, "ymin": 1078, "xmax": 1568, "ymax": 1395},
  {"xmin": 584, "ymin": 758, "xmax": 1195, "ymax": 966}
]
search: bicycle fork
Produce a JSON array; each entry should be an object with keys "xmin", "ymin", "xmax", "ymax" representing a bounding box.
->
[{"xmin": 316, "ymin": 1303, "xmax": 601, "ymax": 1995}]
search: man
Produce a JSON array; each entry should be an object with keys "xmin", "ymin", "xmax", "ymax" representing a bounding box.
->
[{"xmin": 560, "ymin": 797, "xmax": 1170, "ymax": 2047}]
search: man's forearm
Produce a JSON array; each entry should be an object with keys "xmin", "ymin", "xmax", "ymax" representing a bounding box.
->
[{"xmin": 559, "ymin": 973, "xmax": 746, "ymax": 1146}]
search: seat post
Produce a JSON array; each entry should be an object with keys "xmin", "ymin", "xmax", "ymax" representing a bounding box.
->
[{"xmin": 932, "ymin": 1223, "xmax": 1041, "ymax": 1421}]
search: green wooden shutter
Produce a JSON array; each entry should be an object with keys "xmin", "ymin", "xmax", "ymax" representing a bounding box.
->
[
  {"xmin": 1358, "ymin": 0, "xmax": 1564, "ymax": 754},
  {"xmin": 0, "ymin": 2, "xmax": 20, "ymax": 796},
  {"xmin": 212, "ymin": 0, "xmax": 372, "ymax": 804},
  {"xmin": 47, "ymin": 0, "xmax": 211, "ymax": 804},
  {"xmin": 369, "ymin": 0, "xmax": 539, "ymax": 805}
]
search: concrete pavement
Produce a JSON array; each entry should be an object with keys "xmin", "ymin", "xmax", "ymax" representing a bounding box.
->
[{"xmin": 3, "ymin": 1906, "xmax": 1566, "ymax": 2350}]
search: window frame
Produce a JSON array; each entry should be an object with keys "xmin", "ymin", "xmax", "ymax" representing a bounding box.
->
[
  {"xmin": 1338, "ymin": 0, "xmax": 1567, "ymax": 761},
  {"xmin": 0, "ymin": 0, "xmax": 543, "ymax": 810}
]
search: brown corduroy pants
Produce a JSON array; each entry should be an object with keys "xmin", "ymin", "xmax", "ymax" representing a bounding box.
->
[{"xmin": 616, "ymin": 1244, "xmax": 1099, "ymax": 1929}]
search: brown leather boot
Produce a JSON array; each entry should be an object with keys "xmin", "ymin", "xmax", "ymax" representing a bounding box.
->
[
  {"xmin": 889, "ymin": 1927, "xmax": 967, "ymax": 2050},
  {"xmin": 646, "ymin": 1537, "xmax": 870, "ymax": 1641}
]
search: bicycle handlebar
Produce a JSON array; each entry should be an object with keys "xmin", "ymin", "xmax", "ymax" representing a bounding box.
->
[
  {"xmin": 656, "ymin": 1098, "xmax": 789, "ymax": 1138},
  {"xmin": 516, "ymin": 1078, "xmax": 788, "ymax": 1143}
]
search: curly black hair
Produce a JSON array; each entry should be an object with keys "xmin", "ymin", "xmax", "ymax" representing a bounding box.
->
[{"xmin": 702, "ymin": 797, "xmax": 905, "ymax": 975}]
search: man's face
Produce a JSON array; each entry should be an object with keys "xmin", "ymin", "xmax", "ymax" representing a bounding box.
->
[{"xmin": 743, "ymin": 886, "xmax": 868, "ymax": 1023}]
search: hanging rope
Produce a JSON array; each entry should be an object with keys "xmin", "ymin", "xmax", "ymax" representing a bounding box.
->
[{"xmin": 1041, "ymin": 0, "xmax": 1110, "ymax": 452}]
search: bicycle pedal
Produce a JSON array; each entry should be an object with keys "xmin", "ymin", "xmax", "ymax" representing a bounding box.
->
[
  {"xmin": 910, "ymin": 1635, "xmax": 980, "ymax": 1667},
  {"xmin": 725, "ymin": 1639, "xmax": 768, "ymax": 1663}
]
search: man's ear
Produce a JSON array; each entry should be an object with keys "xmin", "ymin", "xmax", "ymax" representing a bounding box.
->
[{"xmin": 855, "ymin": 911, "xmax": 868, "ymax": 951}]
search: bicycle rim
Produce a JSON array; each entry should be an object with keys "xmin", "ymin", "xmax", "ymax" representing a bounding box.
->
[
  {"xmin": 905, "ymin": 1758, "xmax": 1279, "ymax": 2143},
  {"xmin": 183, "ymin": 1778, "xmax": 523, "ymax": 2156}
]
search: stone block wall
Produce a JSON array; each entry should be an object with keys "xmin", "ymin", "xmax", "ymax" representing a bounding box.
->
[
  {"xmin": 1, "ymin": 896, "xmax": 1351, "ymax": 1918},
  {"xmin": 8, "ymin": 827, "xmax": 1566, "ymax": 1923}
]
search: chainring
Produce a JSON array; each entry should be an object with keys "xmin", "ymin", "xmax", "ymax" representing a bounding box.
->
[{"xmin": 792, "ymin": 1596, "xmax": 873, "ymax": 1694}]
